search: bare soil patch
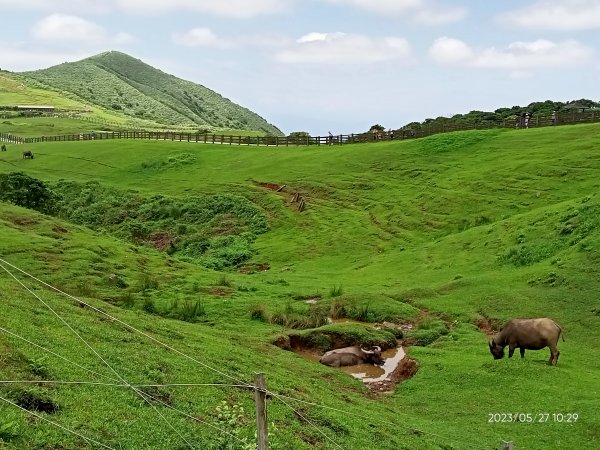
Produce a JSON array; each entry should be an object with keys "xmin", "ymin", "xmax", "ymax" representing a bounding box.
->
[
  {"xmin": 149, "ymin": 231, "xmax": 175, "ymax": 251},
  {"xmin": 367, "ymin": 357, "xmax": 419, "ymax": 393},
  {"xmin": 203, "ymin": 287, "xmax": 234, "ymax": 297},
  {"xmin": 239, "ymin": 262, "xmax": 270, "ymax": 274}
]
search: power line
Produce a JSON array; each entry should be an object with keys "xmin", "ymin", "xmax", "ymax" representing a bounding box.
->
[
  {"xmin": 0, "ymin": 257, "xmax": 254, "ymax": 390},
  {"xmin": 270, "ymin": 392, "xmax": 346, "ymax": 450},
  {"xmin": 0, "ymin": 380, "xmax": 250, "ymax": 389},
  {"xmin": 1, "ymin": 257, "xmax": 479, "ymax": 449},
  {"xmin": 271, "ymin": 392, "xmax": 482, "ymax": 450},
  {"xmin": 0, "ymin": 326, "xmax": 121, "ymax": 384},
  {"xmin": 0, "ymin": 394, "xmax": 116, "ymax": 450},
  {"xmin": 0, "ymin": 260, "xmax": 259, "ymax": 447},
  {"xmin": 0, "ymin": 261, "xmax": 197, "ymax": 450}
]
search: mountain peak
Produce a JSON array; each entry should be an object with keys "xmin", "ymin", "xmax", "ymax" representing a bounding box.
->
[{"xmin": 21, "ymin": 51, "xmax": 282, "ymax": 135}]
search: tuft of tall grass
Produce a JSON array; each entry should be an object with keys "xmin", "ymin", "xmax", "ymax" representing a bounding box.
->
[
  {"xmin": 176, "ymin": 300, "xmax": 206, "ymax": 322},
  {"xmin": 250, "ymin": 304, "xmax": 268, "ymax": 322},
  {"xmin": 329, "ymin": 285, "xmax": 344, "ymax": 298}
]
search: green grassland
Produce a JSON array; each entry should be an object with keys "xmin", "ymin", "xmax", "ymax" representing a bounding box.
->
[
  {"xmin": 0, "ymin": 72, "xmax": 92, "ymax": 110},
  {"xmin": 1, "ymin": 124, "xmax": 599, "ymax": 449}
]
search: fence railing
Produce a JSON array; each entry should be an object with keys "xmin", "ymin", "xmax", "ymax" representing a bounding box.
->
[{"xmin": 5, "ymin": 110, "xmax": 600, "ymax": 147}]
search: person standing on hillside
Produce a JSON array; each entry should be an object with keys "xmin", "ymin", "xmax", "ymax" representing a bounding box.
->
[{"xmin": 328, "ymin": 131, "xmax": 333, "ymax": 146}]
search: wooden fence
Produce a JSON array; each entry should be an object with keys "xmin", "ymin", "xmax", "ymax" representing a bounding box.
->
[{"xmin": 3, "ymin": 110, "xmax": 600, "ymax": 147}]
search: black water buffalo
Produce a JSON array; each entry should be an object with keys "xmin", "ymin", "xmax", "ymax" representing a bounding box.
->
[
  {"xmin": 22, "ymin": 150, "xmax": 34, "ymax": 159},
  {"xmin": 489, "ymin": 318, "xmax": 564, "ymax": 365},
  {"xmin": 320, "ymin": 346, "xmax": 384, "ymax": 368},
  {"xmin": 1, "ymin": 144, "xmax": 6, "ymax": 152}
]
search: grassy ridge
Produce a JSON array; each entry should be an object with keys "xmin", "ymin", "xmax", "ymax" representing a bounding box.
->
[
  {"xmin": 1, "ymin": 124, "xmax": 600, "ymax": 449},
  {"xmin": 0, "ymin": 72, "xmax": 92, "ymax": 110},
  {"xmin": 21, "ymin": 51, "xmax": 282, "ymax": 135}
]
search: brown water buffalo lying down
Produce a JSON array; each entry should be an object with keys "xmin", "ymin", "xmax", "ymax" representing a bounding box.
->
[
  {"xmin": 320, "ymin": 346, "xmax": 384, "ymax": 368},
  {"xmin": 489, "ymin": 318, "xmax": 564, "ymax": 365}
]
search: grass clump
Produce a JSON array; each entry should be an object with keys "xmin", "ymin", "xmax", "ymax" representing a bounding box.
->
[
  {"xmin": 329, "ymin": 285, "xmax": 344, "ymax": 297},
  {"xmin": 289, "ymin": 323, "xmax": 398, "ymax": 352},
  {"xmin": 327, "ymin": 294, "xmax": 419, "ymax": 323},
  {"xmin": 170, "ymin": 300, "xmax": 206, "ymax": 323},
  {"xmin": 405, "ymin": 318, "xmax": 449, "ymax": 346},
  {"xmin": 270, "ymin": 303, "xmax": 328, "ymax": 329}
]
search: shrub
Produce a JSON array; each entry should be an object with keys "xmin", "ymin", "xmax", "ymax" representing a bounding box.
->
[
  {"xmin": 211, "ymin": 401, "xmax": 255, "ymax": 450},
  {"xmin": 0, "ymin": 172, "xmax": 57, "ymax": 214}
]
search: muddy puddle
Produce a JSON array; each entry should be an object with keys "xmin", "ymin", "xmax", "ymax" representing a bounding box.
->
[
  {"xmin": 297, "ymin": 344, "xmax": 415, "ymax": 392},
  {"xmin": 339, "ymin": 347, "xmax": 406, "ymax": 382}
]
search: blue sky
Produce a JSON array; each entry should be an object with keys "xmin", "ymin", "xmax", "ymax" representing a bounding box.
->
[{"xmin": 1, "ymin": 0, "xmax": 599, "ymax": 135}]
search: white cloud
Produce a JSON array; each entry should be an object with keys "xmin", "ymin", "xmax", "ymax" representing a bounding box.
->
[
  {"xmin": 499, "ymin": 0, "xmax": 600, "ymax": 30},
  {"xmin": 114, "ymin": 0, "xmax": 292, "ymax": 18},
  {"xmin": 475, "ymin": 40, "xmax": 593, "ymax": 70},
  {"xmin": 0, "ymin": 0, "xmax": 110, "ymax": 13},
  {"xmin": 429, "ymin": 37, "xmax": 474, "ymax": 64},
  {"xmin": 276, "ymin": 32, "xmax": 412, "ymax": 65},
  {"xmin": 32, "ymin": 14, "xmax": 133, "ymax": 45},
  {"xmin": 172, "ymin": 28, "xmax": 288, "ymax": 49},
  {"xmin": 415, "ymin": 6, "xmax": 467, "ymax": 25},
  {"xmin": 0, "ymin": 0, "xmax": 291, "ymax": 18},
  {"xmin": 0, "ymin": 42, "xmax": 90, "ymax": 71},
  {"xmin": 430, "ymin": 37, "xmax": 594, "ymax": 75},
  {"xmin": 321, "ymin": 0, "xmax": 466, "ymax": 24},
  {"xmin": 172, "ymin": 28, "xmax": 225, "ymax": 48}
]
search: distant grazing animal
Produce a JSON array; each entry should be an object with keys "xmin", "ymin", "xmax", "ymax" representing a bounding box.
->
[
  {"xmin": 22, "ymin": 150, "xmax": 34, "ymax": 159},
  {"xmin": 489, "ymin": 318, "xmax": 564, "ymax": 365},
  {"xmin": 1, "ymin": 144, "xmax": 6, "ymax": 152},
  {"xmin": 320, "ymin": 346, "xmax": 384, "ymax": 368}
]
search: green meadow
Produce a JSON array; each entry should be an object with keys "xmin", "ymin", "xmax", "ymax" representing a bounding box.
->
[{"xmin": 1, "ymin": 124, "xmax": 599, "ymax": 449}]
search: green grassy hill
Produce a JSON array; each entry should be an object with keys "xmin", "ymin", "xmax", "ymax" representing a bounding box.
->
[
  {"xmin": 1, "ymin": 124, "xmax": 599, "ymax": 449},
  {"xmin": 20, "ymin": 51, "xmax": 282, "ymax": 135},
  {"xmin": 0, "ymin": 71, "xmax": 93, "ymax": 111}
]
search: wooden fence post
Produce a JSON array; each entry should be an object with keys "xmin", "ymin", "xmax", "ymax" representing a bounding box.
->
[{"xmin": 254, "ymin": 373, "xmax": 268, "ymax": 450}]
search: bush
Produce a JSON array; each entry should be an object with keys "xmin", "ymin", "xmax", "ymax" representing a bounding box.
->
[
  {"xmin": 211, "ymin": 401, "xmax": 255, "ymax": 450},
  {"xmin": 49, "ymin": 180, "xmax": 268, "ymax": 269},
  {"xmin": 0, "ymin": 172, "xmax": 57, "ymax": 214}
]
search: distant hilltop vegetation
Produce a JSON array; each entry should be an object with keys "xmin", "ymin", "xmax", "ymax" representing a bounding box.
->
[{"xmin": 19, "ymin": 51, "xmax": 282, "ymax": 135}]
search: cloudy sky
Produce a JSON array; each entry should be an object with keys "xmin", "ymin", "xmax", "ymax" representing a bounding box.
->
[{"xmin": 1, "ymin": 0, "xmax": 599, "ymax": 135}]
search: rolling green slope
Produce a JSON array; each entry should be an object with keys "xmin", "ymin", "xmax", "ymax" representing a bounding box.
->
[
  {"xmin": 1, "ymin": 124, "xmax": 599, "ymax": 449},
  {"xmin": 21, "ymin": 51, "xmax": 282, "ymax": 135}
]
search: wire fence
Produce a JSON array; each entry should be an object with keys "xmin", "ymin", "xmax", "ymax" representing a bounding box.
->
[{"xmin": 0, "ymin": 257, "xmax": 499, "ymax": 449}]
